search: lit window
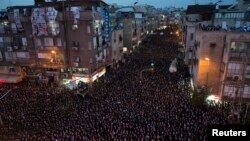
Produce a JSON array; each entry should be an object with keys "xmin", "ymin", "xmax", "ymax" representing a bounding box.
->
[
  {"xmin": 72, "ymin": 24, "xmax": 78, "ymax": 30},
  {"xmin": 87, "ymin": 25, "xmax": 91, "ymax": 33},
  {"xmin": 48, "ymin": 21, "xmax": 60, "ymax": 36},
  {"xmin": 210, "ymin": 43, "xmax": 216, "ymax": 48}
]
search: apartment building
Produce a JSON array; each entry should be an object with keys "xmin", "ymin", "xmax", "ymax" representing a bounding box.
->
[
  {"xmin": 108, "ymin": 28, "xmax": 123, "ymax": 68},
  {"xmin": 0, "ymin": 0, "xmax": 110, "ymax": 83},
  {"xmin": 185, "ymin": 0, "xmax": 250, "ymax": 102},
  {"xmin": 116, "ymin": 9, "xmax": 137, "ymax": 52},
  {"xmin": 194, "ymin": 30, "xmax": 250, "ymax": 97},
  {"xmin": 184, "ymin": 4, "xmax": 215, "ymax": 66}
]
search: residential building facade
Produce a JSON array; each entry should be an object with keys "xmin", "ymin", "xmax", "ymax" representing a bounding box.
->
[
  {"xmin": 0, "ymin": 0, "xmax": 110, "ymax": 83},
  {"xmin": 184, "ymin": 0, "xmax": 250, "ymax": 102}
]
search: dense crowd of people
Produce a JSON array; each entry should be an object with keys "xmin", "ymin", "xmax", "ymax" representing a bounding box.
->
[
  {"xmin": 199, "ymin": 24, "xmax": 250, "ymax": 32},
  {"xmin": 0, "ymin": 27, "xmax": 234, "ymax": 141}
]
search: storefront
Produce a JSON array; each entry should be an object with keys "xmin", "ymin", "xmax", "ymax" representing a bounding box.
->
[{"xmin": 63, "ymin": 67, "xmax": 106, "ymax": 89}]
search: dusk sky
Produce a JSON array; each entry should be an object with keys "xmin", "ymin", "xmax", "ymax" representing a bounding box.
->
[{"xmin": 1, "ymin": 0, "xmax": 236, "ymax": 10}]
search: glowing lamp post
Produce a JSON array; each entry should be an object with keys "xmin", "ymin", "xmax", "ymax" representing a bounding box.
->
[{"xmin": 50, "ymin": 50, "xmax": 57, "ymax": 64}]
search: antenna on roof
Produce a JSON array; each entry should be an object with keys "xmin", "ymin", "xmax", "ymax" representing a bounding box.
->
[
  {"xmin": 195, "ymin": 0, "xmax": 198, "ymax": 5},
  {"xmin": 215, "ymin": 0, "xmax": 223, "ymax": 5},
  {"xmin": 9, "ymin": 0, "xmax": 12, "ymax": 7}
]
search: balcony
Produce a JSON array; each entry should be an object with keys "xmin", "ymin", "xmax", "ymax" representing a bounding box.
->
[
  {"xmin": 66, "ymin": 11, "xmax": 103, "ymax": 21},
  {"xmin": 229, "ymin": 52, "xmax": 248, "ymax": 62}
]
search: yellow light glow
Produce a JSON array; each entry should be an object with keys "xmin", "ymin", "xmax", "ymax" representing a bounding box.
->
[
  {"xmin": 206, "ymin": 95, "xmax": 221, "ymax": 103},
  {"xmin": 205, "ymin": 58, "xmax": 210, "ymax": 61},
  {"xmin": 51, "ymin": 50, "xmax": 56, "ymax": 54}
]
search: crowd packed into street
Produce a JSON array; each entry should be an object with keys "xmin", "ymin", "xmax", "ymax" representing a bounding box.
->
[
  {"xmin": 198, "ymin": 24, "xmax": 250, "ymax": 32},
  {"xmin": 0, "ymin": 27, "xmax": 233, "ymax": 141}
]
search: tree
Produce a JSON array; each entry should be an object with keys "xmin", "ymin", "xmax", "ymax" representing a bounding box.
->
[{"xmin": 191, "ymin": 88, "xmax": 210, "ymax": 107}]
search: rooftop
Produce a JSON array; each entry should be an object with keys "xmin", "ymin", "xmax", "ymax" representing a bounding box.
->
[{"xmin": 186, "ymin": 5, "xmax": 216, "ymax": 14}]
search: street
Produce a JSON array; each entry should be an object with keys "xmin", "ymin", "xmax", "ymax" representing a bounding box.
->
[{"xmin": 0, "ymin": 26, "xmax": 231, "ymax": 141}]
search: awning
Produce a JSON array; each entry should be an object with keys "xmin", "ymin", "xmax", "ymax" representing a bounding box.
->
[{"xmin": 0, "ymin": 74, "xmax": 23, "ymax": 84}]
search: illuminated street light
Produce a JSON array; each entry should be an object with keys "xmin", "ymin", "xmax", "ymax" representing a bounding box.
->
[{"xmin": 51, "ymin": 50, "xmax": 56, "ymax": 54}]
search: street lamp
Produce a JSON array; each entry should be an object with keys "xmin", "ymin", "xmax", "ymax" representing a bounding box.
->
[
  {"xmin": 205, "ymin": 57, "xmax": 210, "ymax": 87},
  {"xmin": 51, "ymin": 50, "xmax": 55, "ymax": 54},
  {"xmin": 50, "ymin": 50, "xmax": 57, "ymax": 63}
]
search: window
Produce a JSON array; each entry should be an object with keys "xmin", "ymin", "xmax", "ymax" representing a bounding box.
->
[
  {"xmin": 231, "ymin": 42, "xmax": 244, "ymax": 52},
  {"xmin": 48, "ymin": 21, "xmax": 60, "ymax": 36},
  {"xmin": 88, "ymin": 42, "xmax": 92, "ymax": 50},
  {"xmin": 0, "ymin": 52, "xmax": 2, "ymax": 60},
  {"xmin": 75, "ymin": 57, "xmax": 80, "ymax": 62},
  {"xmin": 4, "ymin": 37, "xmax": 11, "ymax": 43},
  {"xmin": 11, "ymin": 23, "xmax": 17, "ymax": 33},
  {"xmin": 246, "ymin": 66, "xmax": 250, "ymax": 75},
  {"xmin": 190, "ymin": 33, "xmax": 194, "ymax": 41},
  {"xmin": 0, "ymin": 37, "xmax": 3, "ymax": 47},
  {"xmin": 5, "ymin": 52, "xmax": 14, "ymax": 60},
  {"xmin": 227, "ymin": 63, "xmax": 241, "ymax": 76},
  {"xmin": 12, "ymin": 37, "xmax": 22, "ymax": 47},
  {"xmin": 242, "ymin": 13, "xmax": 245, "ymax": 18},
  {"xmin": 73, "ymin": 41, "xmax": 79, "ymax": 47},
  {"xmin": 89, "ymin": 58, "xmax": 93, "ymax": 64},
  {"xmin": 224, "ymin": 85, "xmax": 236, "ymax": 97},
  {"xmin": 215, "ymin": 13, "xmax": 221, "ymax": 19},
  {"xmin": 119, "ymin": 35, "xmax": 123, "ymax": 42},
  {"xmin": 44, "ymin": 38, "xmax": 54, "ymax": 46},
  {"xmin": 16, "ymin": 52, "xmax": 30, "ymax": 58},
  {"xmin": 93, "ymin": 37, "xmax": 97, "ymax": 49},
  {"xmin": 0, "ymin": 24, "xmax": 4, "ymax": 33},
  {"xmin": 56, "ymin": 38, "xmax": 62, "ymax": 47},
  {"xmin": 87, "ymin": 25, "xmax": 91, "ymax": 33},
  {"xmin": 36, "ymin": 38, "xmax": 42, "ymax": 46},
  {"xmin": 9, "ymin": 67, "xmax": 16, "ymax": 73},
  {"xmin": 72, "ymin": 24, "xmax": 78, "ymax": 30},
  {"xmin": 243, "ymin": 86, "xmax": 250, "ymax": 96},
  {"xmin": 210, "ymin": 42, "xmax": 216, "ymax": 48},
  {"xmin": 37, "ymin": 53, "xmax": 51, "ymax": 59},
  {"xmin": 22, "ymin": 38, "xmax": 27, "ymax": 46}
]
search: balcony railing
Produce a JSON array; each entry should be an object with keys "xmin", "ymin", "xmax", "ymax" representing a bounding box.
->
[{"xmin": 229, "ymin": 52, "xmax": 248, "ymax": 62}]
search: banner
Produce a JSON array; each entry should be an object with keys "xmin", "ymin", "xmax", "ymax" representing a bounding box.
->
[
  {"xmin": 103, "ymin": 10, "xmax": 110, "ymax": 41},
  {"xmin": 71, "ymin": 7, "xmax": 80, "ymax": 24},
  {"xmin": 13, "ymin": 9, "xmax": 24, "ymax": 31},
  {"xmin": 46, "ymin": 7, "xmax": 58, "ymax": 21},
  {"xmin": 31, "ymin": 8, "xmax": 48, "ymax": 36}
]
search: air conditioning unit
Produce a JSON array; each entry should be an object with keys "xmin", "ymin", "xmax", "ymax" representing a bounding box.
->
[
  {"xmin": 13, "ymin": 46, "xmax": 18, "ymax": 50},
  {"xmin": 7, "ymin": 46, "xmax": 13, "ymax": 52},
  {"xmin": 233, "ymin": 75, "xmax": 242, "ymax": 81},
  {"xmin": 22, "ymin": 46, "xmax": 27, "ymax": 51},
  {"xmin": 72, "ymin": 47, "xmax": 78, "ymax": 51},
  {"xmin": 73, "ymin": 62, "xmax": 79, "ymax": 67},
  {"xmin": 75, "ymin": 57, "xmax": 80, "ymax": 62}
]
